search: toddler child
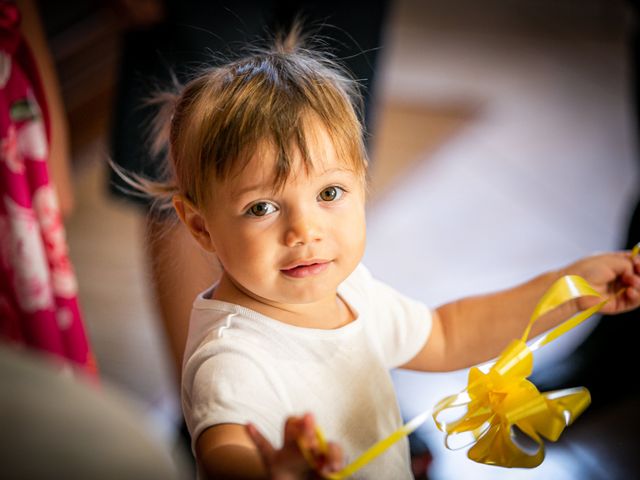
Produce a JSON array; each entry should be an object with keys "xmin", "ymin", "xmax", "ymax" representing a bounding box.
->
[{"xmin": 134, "ymin": 29, "xmax": 640, "ymax": 479}]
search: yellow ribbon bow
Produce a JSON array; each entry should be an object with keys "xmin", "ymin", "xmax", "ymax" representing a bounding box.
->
[
  {"xmin": 432, "ymin": 273, "xmax": 612, "ymax": 468},
  {"xmin": 305, "ymin": 245, "xmax": 638, "ymax": 476}
]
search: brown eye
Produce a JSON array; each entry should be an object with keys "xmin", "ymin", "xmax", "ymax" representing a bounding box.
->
[
  {"xmin": 247, "ymin": 202, "xmax": 276, "ymax": 217},
  {"xmin": 318, "ymin": 186, "xmax": 344, "ymax": 202}
]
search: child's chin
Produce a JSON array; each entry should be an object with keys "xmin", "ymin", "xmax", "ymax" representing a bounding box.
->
[{"xmin": 279, "ymin": 286, "xmax": 335, "ymax": 305}]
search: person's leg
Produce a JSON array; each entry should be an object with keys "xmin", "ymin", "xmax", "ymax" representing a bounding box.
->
[{"xmin": 145, "ymin": 217, "xmax": 221, "ymax": 381}]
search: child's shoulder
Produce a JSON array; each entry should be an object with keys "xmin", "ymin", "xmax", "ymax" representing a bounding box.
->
[{"xmin": 182, "ymin": 302, "xmax": 276, "ymax": 386}]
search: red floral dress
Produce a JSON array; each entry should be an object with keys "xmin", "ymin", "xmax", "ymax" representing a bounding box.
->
[{"xmin": 0, "ymin": 1, "xmax": 96, "ymax": 375}]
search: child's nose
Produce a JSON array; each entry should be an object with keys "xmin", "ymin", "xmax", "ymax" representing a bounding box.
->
[{"xmin": 284, "ymin": 211, "xmax": 322, "ymax": 247}]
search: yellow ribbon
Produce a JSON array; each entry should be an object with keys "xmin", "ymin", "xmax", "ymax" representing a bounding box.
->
[
  {"xmin": 432, "ymin": 274, "xmax": 604, "ymax": 468},
  {"xmin": 304, "ymin": 245, "xmax": 639, "ymax": 476},
  {"xmin": 432, "ymin": 242, "xmax": 640, "ymax": 468}
]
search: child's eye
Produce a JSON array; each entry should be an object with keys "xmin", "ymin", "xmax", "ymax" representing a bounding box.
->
[
  {"xmin": 246, "ymin": 201, "xmax": 277, "ymax": 217},
  {"xmin": 318, "ymin": 186, "xmax": 345, "ymax": 202}
]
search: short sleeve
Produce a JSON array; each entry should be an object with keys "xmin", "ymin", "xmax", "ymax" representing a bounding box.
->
[
  {"xmin": 343, "ymin": 264, "xmax": 432, "ymax": 368},
  {"xmin": 182, "ymin": 342, "xmax": 286, "ymax": 451}
]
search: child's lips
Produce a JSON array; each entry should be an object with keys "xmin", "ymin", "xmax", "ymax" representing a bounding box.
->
[{"xmin": 281, "ymin": 260, "xmax": 331, "ymax": 278}]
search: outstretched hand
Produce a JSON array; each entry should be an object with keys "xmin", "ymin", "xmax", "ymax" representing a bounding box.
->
[
  {"xmin": 246, "ymin": 413, "xmax": 343, "ymax": 480},
  {"xmin": 563, "ymin": 249, "xmax": 640, "ymax": 315}
]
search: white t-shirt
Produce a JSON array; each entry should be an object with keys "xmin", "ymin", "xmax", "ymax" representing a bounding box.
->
[{"xmin": 182, "ymin": 264, "xmax": 432, "ymax": 479}]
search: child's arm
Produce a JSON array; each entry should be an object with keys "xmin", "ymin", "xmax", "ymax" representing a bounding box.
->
[
  {"xmin": 196, "ymin": 424, "xmax": 265, "ymax": 479},
  {"xmin": 196, "ymin": 414, "xmax": 343, "ymax": 479},
  {"xmin": 402, "ymin": 252, "xmax": 640, "ymax": 372}
]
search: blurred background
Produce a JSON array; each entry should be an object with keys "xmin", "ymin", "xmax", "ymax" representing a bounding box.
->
[{"xmin": 35, "ymin": 0, "xmax": 638, "ymax": 478}]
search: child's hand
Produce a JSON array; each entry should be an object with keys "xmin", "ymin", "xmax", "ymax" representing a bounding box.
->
[
  {"xmin": 246, "ymin": 413, "xmax": 343, "ymax": 480},
  {"xmin": 563, "ymin": 250, "xmax": 640, "ymax": 314}
]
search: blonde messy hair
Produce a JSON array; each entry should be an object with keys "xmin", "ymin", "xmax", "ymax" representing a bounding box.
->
[{"xmin": 137, "ymin": 26, "xmax": 368, "ymax": 211}]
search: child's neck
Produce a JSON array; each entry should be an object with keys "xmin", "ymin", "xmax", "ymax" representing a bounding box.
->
[{"xmin": 213, "ymin": 273, "xmax": 355, "ymax": 330}]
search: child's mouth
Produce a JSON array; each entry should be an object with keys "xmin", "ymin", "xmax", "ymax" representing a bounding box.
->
[{"xmin": 281, "ymin": 261, "xmax": 330, "ymax": 278}]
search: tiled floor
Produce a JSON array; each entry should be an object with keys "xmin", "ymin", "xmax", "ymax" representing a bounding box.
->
[{"xmin": 64, "ymin": 0, "xmax": 638, "ymax": 478}]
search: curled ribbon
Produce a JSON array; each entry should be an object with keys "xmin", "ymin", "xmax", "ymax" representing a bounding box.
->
[
  {"xmin": 304, "ymin": 245, "xmax": 638, "ymax": 476},
  {"xmin": 432, "ymin": 242, "xmax": 639, "ymax": 468},
  {"xmin": 431, "ymin": 274, "xmax": 604, "ymax": 468}
]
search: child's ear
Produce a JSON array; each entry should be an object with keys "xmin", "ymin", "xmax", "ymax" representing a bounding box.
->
[{"xmin": 173, "ymin": 195, "xmax": 216, "ymax": 253}]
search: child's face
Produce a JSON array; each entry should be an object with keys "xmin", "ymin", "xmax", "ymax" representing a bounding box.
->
[{"xmin": 201, "ymin": 120, "xmax": 366, "ymax": 306}]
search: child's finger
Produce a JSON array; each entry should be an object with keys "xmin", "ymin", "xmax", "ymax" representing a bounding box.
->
[
  {"xmin": 625, "ymin": 284, "xmax": 640, "ymax": 305},
  {"xmin": 622, "ymin": 271, "xmax": 640, "ymax": 290},
  {"xmin": 610, "ymin": 253, "xmax": 636, "ymax": 275},
  {"xmin": 246, "ymin": 423, "xmax": 275, "ymax": 465},
  {"xmin": 283, "ymin": 415, "xmax": 306, "ymax": 450},
  {"xmin": 301, "ymin": 413, "xmax": 320, "ymax": 451},
  {"xmin": 321, "ymin": 441, "xmax": 344, "ymax": 473}
]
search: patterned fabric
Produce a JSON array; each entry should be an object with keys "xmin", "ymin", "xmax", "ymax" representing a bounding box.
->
[{"xmin": 0, "ymin": 1, "xmax": 96, "ymax": 374}]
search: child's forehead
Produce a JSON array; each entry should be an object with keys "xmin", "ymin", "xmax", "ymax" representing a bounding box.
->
[
  {"xmin": 226, "ymin": 142, "xmax": 353, "ymax": 193},
  {"xmin": 226, "ymin": 122, "xmax": 355, "ymax": 190}
]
